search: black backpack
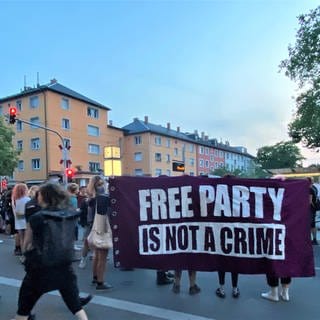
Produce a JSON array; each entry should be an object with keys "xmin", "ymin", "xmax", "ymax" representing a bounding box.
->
[{"xmin": 39, "ymin": 209, "xmax": 79, "ymax": 267}]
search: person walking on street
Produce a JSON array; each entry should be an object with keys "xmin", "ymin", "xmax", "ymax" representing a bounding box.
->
[{"xmin": 12, "ymin": 183, "xmax": 89, "ymax": 320}]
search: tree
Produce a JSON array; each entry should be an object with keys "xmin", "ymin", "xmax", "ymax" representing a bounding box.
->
[
  {"xmin": 0, "ymin": 116, "xmax": 20, "ymax": 175},
  {"xmin": 256, "ymin": 141, "xmax": 304, "ymax": 169},
  {"xmin": 280, "ymin": 6, "xmax": 320, "ymax": 148}
]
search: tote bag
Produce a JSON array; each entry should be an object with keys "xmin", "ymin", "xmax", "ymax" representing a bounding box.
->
[{"xmin": 87, "ymin": 204, "xmax": 113, "ymax": 249}]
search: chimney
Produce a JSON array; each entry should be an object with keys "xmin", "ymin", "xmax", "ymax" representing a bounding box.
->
[
  {"xmin": 144, "ymin": 116, "xmax": 148, "ymax": 123},
  {"xmin": 50, "ymin": 78, "xmax": 57, "ymax": 84},
  {"xmin": 194, "ymin": 129, "xmax": 198, "ymax": 136},
  {"xmin": 205, "ymin": 135, "xmax": 208, "ymax": 141},
  {"xmin": 177, "ymin": 126, "xmax": 180, "ymax": 132},
  {"xmin": 201, "ymin": 132, "xmax": 205, "ymax": 139},
  {"xmin": 167, "ymin": 122, "xmax": 171, "ymax": 130},
  {"xmin": 133, "ymin": 117, "xmax": 138, "ymax": 121}
]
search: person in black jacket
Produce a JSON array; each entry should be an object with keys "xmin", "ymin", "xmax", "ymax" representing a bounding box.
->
[{"xmin": 12, "ymin": 183, "xmax": 89, "ymax": 320}]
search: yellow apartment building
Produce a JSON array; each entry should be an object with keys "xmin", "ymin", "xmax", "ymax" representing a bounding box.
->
[
  {"xmin": 0, "ymin": 79, "xmax": 123, "ymax": 185},
  {"xmin": 122, "ymin": 116, "xmax": 197, "ymax": 176}
]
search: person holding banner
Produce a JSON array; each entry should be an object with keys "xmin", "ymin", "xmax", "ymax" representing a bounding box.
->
[
  {"xmin": 309, "ymin": 177, "xmax": 318, "ymax": 245},
  {"xmin": 172, "ymin": 270, "xmax": 200, "ymax": 295},
  {"xmin": 261, "ymin": 276, "xmax": 291, "ymax": 302},
  {"xmin": 215, "ymin": 271, "xmax": 239, "ymax": 298},
  {"xmin": 261, "ymin": 174, "xmax": 291, "ymax": 302}
]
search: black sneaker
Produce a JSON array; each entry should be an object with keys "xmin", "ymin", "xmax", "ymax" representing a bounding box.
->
[
  {"xmin": 80, "ymin": 294, "xmax": 93, "ymax": 307},
  {"xmin": 96, "ymin": 283, "xmax": 113, "ymax": 291},
  {"xmin": 232, "ymin": 287, "xmax": 240, "ymax": 298},
  {"xmin": 216, "ymin": 287, "xmax": 226, "ymax": 298}
]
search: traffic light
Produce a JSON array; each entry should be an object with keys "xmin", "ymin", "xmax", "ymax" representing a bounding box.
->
[
  {"xmin": 172, "ymin": 161, "xmax": 185, "ymax": 172},
  {"xmin": 65, "ymin": 167, "xmax": 75, "ymax": 182},
  {"xmin": 9, "ymin": 107, "xmax": 17, "ymax": 124},
  {"xmin": 1, "ymin": 178, "xmax": 7, "ymax": 190}
]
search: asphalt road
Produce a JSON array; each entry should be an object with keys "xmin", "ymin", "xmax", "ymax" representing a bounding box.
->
[{"xmin": 1, "ymin": 232, "xmax": 320, "ymax": 320}]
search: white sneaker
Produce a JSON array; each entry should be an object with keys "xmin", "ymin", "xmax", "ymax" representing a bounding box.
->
[
  {"xmin": 280, "ymin": 288, "xmax": 290, "ymax": 301},
  {"xmin": 261, "ymin": 290, "xmax": 279, "ymax": 302},
  {"xmin": 79, "ymin": 256, "xmax": 87, "ymax": 269}
]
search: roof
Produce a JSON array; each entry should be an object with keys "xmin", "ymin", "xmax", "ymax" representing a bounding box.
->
[
  {"xmin": 122, "ymin": 118, "xmax": 255, "ymax": 158},
  {"xmin": 0, "ymin": 81, "xmax": 110, "ymax": 110},
  {"xmin": 122, "ymin": 118, "xmax": 196, "ymax": 143}
]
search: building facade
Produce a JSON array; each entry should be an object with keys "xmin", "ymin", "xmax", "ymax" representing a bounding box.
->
[
  {"xmin": 0, "ymin": 82, "xmax": 255, "ymax": 183},
  {"xmin": 0, "ymin": 80, "xmax": 123, "ymax": 185}
]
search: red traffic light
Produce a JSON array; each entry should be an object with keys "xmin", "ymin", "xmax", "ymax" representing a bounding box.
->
[
  {"xmin": 1, "ymin": 178, "xmax": 7, "ymax": 190},
  {"xmin": 9, "ymin": 107, "xmax": 17, "ymax": 124},
  {"xmin": 9, "ymin": 107, "xmax": 17, "ymax": 116},
  {"xmin": 65, "ymin": 168, "xmax": 74, "ymax": 177}
]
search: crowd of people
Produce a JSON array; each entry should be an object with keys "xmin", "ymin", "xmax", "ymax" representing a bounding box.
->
[{"xmin": 0, "ymin": 174, "xmax": 319, "ymax": 319}]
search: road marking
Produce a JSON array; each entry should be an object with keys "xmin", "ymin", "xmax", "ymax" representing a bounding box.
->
[{"xmin": 0, "ymin": 276, "xmax": 215, "ymax": 320}]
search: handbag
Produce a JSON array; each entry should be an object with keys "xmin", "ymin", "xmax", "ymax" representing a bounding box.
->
[{"xmin": 87, "ymin": 202, "xmax": 113, "ymax": 249}]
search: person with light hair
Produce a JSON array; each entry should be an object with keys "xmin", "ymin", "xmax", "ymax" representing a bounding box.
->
[{"xmin": 11, "ymin": 183, "xmax": 30, "ymax": 254}]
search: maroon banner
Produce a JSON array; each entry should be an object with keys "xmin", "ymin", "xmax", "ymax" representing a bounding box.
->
[{"xmin": 109, "ymin": 176, "xmax": 314, "ymax": 277}]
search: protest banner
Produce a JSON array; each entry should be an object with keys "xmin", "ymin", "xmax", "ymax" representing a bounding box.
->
[{"xmin": 109, "ymin": 175, "xmax": 314, "ymax": 277}]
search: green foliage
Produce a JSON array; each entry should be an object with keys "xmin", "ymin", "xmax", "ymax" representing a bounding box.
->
[
  {"xmin": 211, "ymin": 166, "xmax": 269, "ymax": 179},
  {"xmin": 280, "ymin": 6, "xmax": 320, "ymax": 148},
  {"xmin": 256, "ymin": 141, "xmax": 304, "ymax": 169},
  {"xmin": 0, "ymin": 116, "xmax": 20, "ymax": 175}
]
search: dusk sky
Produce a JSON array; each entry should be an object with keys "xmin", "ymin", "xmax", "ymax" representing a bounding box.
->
[{"xmin": 1, "ymin": 0, "xmax": 318, "ymax": 163}]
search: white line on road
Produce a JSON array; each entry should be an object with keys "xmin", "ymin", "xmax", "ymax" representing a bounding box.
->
[{"xmin": 0, "ymin": 276, "xmax": 215, "ymax": 320}]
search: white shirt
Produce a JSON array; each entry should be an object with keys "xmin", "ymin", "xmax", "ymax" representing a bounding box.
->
[{"xmin": 12, "ymin": 196, "xmax": 31, "ymax": 230}]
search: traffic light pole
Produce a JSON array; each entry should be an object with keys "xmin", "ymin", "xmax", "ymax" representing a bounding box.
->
[{"xmin": 12, "ymin": 118, "xmax": 68, "ymax": 186}]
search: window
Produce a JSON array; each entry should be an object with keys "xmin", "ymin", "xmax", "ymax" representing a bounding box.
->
[
  {"xmin": 89, "ymin": 162, "xmax": 100, "ymax": 172},
  {"xmin": 134, "ymin": 152, "xmax": 143, "ymax": 161},
  {"xmin": 174, "ymin": 148, "xmax": 178, "ymax": 156},
  {"xmin": 210, "ymin": 154, "xmax": 214, "ymax": 162},
  {"xmin": 134, "ymin": 169, "xmax": 143, "ymax": 176},
  {"xmin": 30, "ymin": 117, "xmax": 40, "ymax": 129},
  {"xmin": 155, "ymin": 136, "xmax": 161, "ymax": 145},
  {"xmin": 199, "ymin": 159, "xmax": 204, "ymax": 167},
  {"xmin": 210, "ymin": 166, "xmax": 214, "ymax": 171},
  {"xmin": 205, "ymin": 160, "xmax": 209, "ymax": 168},
  {"xmin": 87, "ymin": 106, "xmax": 99, "ymax": 119},
  {"xmin": 88, "ymin": 144, "xmax": 100, "ymax": 154},
  {"xmin": 63, "ymin": 138, "xmax": 71, "ymax": 148},
  {"xmin": 205, "ymin": 148, "xmax": 209, "ymax": 155},
  {"xmin": 16, "ymin": 120, "xmax": 23, "ymax": 131},
  {"xmin": 30, "ymin": 96, "xmax": 39, "ymax": 108},
  {"xmin": 31, "ymin": 138, "xmax": 40, "ymax": 150},
  {"xmin": 215, "ymin": 162, "xmax": 219, "ymax": 168},
  {"xmin": 155, "ymin": 168, "xmax": 162, "ymax": 176},
  {"xmin": 61, "ymin": 98, "xmax": 69, "ymax": 110},
  {"xmin": 134, "ymin": 136, "xmax": 142, "ymax": 145},
  {"xmin": 189, "ymin": 144, "xmax": 194, "ymax": 153},
  {"xmin": 18, "ymin": 160, "xmax": 24, "ymax": 171},
  {"xmin": 87, "ymin": 125, "xmax": 99, "ymax": 136},
  {"xmin": 62, "ymin": 118, "xmax": 70, "ymax": 130},
  {"xmin": 166, "ymin": 139, "xmax": 170, "ymax": 148},
  {"xmin": 214, "ymin": 150, "xmax": 219, "ymax": 156},
  {"xmin": 155, "ymin": 153, "xmax": 161, "ymax": 162},
  {"xmin": 166, "ymin": 154, "xmax": 170, "ymax": 163},
  {"xmin": 16, "ymin": 100, "xmax": 22, "ymax": 111},
  {"xmin": 219, "ymin": 151, "xmax": 224, "ymax": 157},
  {"xmin": 189, "ymin": 158, "xmax": 195, "ymax": 166},
  {"xmin": 17, "ymin": 140, "xmax": 23, "ymax": 151},
  {"xmin": 199, "ymin": 147, "xmax": 204, "ymax": 154},
  {"xmin": 31, "ymin": 158, "xmax": 40, "ymax": 170}
]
